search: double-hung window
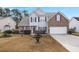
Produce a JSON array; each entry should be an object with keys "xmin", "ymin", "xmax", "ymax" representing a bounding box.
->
[
  {"xmin": 35, "ymin": 17, "xmax": 37, "ymax": 22},
  {"xmin": 56, "ymin": 15, "xmax": 61, "ymax": 21},
  {"xmin": 31, "ymin": 17, "xmax": 37, "ymax": 22},
  {"xmin": 38, "ymin": 16, "xmax": 40, "ymax": 22}
]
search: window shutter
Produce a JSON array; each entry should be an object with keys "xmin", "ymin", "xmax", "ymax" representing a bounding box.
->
[
  {"xmin": 38, "ymin": 16, "xmax": 40, "ymax": 22},
  {"xmin": 35, "ymin": 17, "xmax": 36, "ymax": 22},
  {"xmin": 31, "ymin": 17, "xmax": 32, "ymax": 22},
  {"xmin": 45, "ymin": 16, "xmax": 47, "ymax": 22}
]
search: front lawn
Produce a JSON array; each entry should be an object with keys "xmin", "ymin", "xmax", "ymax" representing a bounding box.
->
[{"xmin": 0, "ymin": 34, "xmax": 68, "ymax": 52}]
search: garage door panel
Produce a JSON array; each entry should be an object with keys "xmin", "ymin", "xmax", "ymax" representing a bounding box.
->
[{"xmin": 50, "ymin": 27, "xmax": 67, "ymax": 34}]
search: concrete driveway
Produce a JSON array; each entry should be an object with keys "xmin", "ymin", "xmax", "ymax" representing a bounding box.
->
[{"xmin": 51, "ymin": 34, "xmax": 79, "ymax": 52}]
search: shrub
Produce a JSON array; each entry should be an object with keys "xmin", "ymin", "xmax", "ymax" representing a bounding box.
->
[
  {"xmin": 35, "ymin": 30, "xmax": 46, "ymax": 34},
  {"xmin": 40, "ymin": 30, "xmax": 46, "ymax": 34},
  {"xmin": 33, "ymin": 31, "xmax": 42, "ymax": 43},
  {"xmin": 2, "ymin": 30, "xmax": 12, "ymax": 37},
  {"xmin": 68, "ymin": 28, "xmax": 76, "ymax": 34},
  {"xmin": 12, "ymin": 29, "xmax": 19, "ymax": 34},
  {"xmin": 3, "ymin": 30, "xmax": 12, "ymax": 34},
  {"xmin": 23, "ymin": 30, "xmax": 31, "ymax": 34},
  {"xmin": 67, "ymin": 30, "xmax": 72, "ymax": 34}
]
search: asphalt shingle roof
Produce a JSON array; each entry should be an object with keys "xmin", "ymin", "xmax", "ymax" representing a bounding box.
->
[
  {"xmin": 74, "ymin": 17, "xmax": 79, "ymax": 21},
  {"xmin": 18, "ymin": 16, "xmax": 29, "ymax": 26}
]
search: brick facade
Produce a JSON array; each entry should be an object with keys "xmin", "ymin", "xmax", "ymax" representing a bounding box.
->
[{"xmin": 48, "ymin": 13, "xmax": 69, "ymax": 33}]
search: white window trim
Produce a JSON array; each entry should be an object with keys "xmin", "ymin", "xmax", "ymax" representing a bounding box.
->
[
  {"xmin": 56, "ymin": 15, "xmax": 61, "ymax": 21},
  {"xmin": 31, "ymin": 17, "xmax": 37, "ymax": 22}
]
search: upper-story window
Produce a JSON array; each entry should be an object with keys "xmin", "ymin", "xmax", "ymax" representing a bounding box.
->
[
  {"xmin": 56, "ymin": 15, "xmax": 61, "ymax": 21},
  {"xmin": 31, "ymin": 17, "xmax": 37, "ymax": 22},
  {"xmin": 35, "ymin": 17, "xmax": 37, "ymax": 22},
  {"xmin": 31, "ymin": 17, "xmax": 32, "ymax": 22},
  {"xmin": 38, "ymin": 16, "xmax": 46, "ymax": 22},
  {"xmin": 38, "ymin": 16, "xmax": 40, "ymax": 22},
  {"xmin": 45, "ymin": 16, "xmax": 47, "ymax": 22}
]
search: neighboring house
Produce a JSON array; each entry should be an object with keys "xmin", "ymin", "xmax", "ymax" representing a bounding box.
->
[
  {"xmin": 19, "ymin": 8, "xmax": 69, "ymax": 34},
  {"xmin": 48, "ymin": 12, "xmax": 69, "ymax": 34},
  {"xmin": 0, "ymin": 17, "xmax": 16, "ymax": 32},
  {"xmin": 69, "ymin": 17, "xmax": 79, "ymax": 32}
]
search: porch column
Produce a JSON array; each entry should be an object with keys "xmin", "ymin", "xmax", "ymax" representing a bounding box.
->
[
  {"xmin": 47, "ymin": 23, "xmax": 48, "ymax": 34},
  {"xmin": 31, "ymin": 27, "xmax": 33, "ymax": 35}
]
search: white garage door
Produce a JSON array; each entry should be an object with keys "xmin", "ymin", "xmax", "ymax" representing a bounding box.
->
[{"xmin": 50, "ymin": 27, "xmax": 67, "ymax": 34}]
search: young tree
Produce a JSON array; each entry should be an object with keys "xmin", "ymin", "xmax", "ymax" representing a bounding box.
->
[
  {"xmin": 0, "ymin": 7, "xmax": 4, "ymax": 16},
  {"xmin": 33, "ymin": 31, "xmax": 42, "ymax": 43},
  {"xmin": 0, "ymin": 7, "xmax": 5, "ymax": 17},
  {"xmin": 23, "ymin": 10, "xmax": 29, "ymax": 16}
]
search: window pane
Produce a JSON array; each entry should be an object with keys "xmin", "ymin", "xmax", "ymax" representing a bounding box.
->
[
  {"xmin": 38, "ymin": 16, "xmax": 40, "ymax": 22},
  {"xmin": 45, "ymin": 16, "xmax": 47, "ymax": 22},
  {"xmin": 35, "ymin": 17, "xmax": 37, "ymax": 22}
]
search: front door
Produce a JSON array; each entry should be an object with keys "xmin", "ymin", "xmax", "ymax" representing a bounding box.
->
[
  {"xmin": 33, "ymin": 27, "xmax": 35, "ymax": 33},
  {"xmin": 31, "ymin": 26, "xmax": 36, "ymax": 34}
]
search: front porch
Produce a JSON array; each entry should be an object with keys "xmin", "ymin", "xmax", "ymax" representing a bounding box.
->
[
  {"xmin": 19, "ymin": 26, "xmax": 31, "ymax": 34},
  {"xmin": 19, "ymin": 26, "xmax": 48, "ymax": 34},
  {"xmin": 31, "ymin": 26, "xmax": 48, "ymax": 34}
]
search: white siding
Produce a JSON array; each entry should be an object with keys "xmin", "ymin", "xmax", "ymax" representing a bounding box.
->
[
  {"xmin": 39, "ymin": 16, "xmax": 46, "ymax": 22},
  {"xmin": 69, "ymin": 18, "xmax": 79, "ymax": 32},
  {"xmin": 29, "ymin": 11, "xmax": 48, "ymax": 31}
]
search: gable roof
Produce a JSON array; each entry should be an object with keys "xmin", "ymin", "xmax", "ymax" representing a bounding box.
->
[
  {"xmin": 0, "ymin": 17, "xmax": 12, "ymax": 20},
  {"xmin": 18, "ymin": 16, "xmax": 29, "ymax": 26},
  {"xmin": 46, "ymin": 12, "xmax": 56, "ymax": 19},
  {"xmin": 74, "ymin": 17, "xmax": 79, "ymax": 21},
  {"xmin": 0, "ymin": 17, "xmax": 16, "ymax": 26},
  {"xmin": 30, "ymin": 8, "xmax": 46, "ymax": 16},
  {"xmin": 0, "ymin": 17, "xmax": 16, "ymax": 22},
  {"xmin": 30, "ymin": 8, "xmax": 57, "ymax": 20},
  {"xmin": 58, "ymin": 12, "xmax": 69, "ymax": 21},
  {"xmin": 49, "ymin": 12, "xmax": 69, "ymax": 21}
]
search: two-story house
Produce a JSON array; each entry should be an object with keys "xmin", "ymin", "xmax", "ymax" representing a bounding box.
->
[
  {"xmin": 29, "ymin": 8, "xmax": 49, "ymax": 34},
  {"xmin": 19, "ymin": 8, "xmax": 52, "ymax": 34},
  {"xmin": 18, "ymin": 8, "xmax": 69, "ymax": 34}
]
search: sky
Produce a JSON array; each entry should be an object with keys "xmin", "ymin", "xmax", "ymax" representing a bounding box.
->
[{"xmin": 9, "ymin": 7, "xmax": 79, "ymax": 19}]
